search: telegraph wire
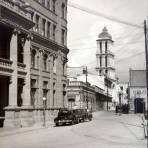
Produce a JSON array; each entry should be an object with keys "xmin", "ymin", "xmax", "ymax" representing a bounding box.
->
[{"xmin": 68, "ymin": 2, "xmax": 143, "ymax": 29}]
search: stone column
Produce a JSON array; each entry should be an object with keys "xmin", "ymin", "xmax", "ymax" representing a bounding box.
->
[
  {"xmin": 8, "ymin": 29, "xmax": 18, "ymax": 106},
  {"xmin": 4, "ymin": 29, "xmax": 19, "ymax": 127},
  {"xmin": 23, "ymin": 37, "xmax": 31, "ymax": 107},
  {"xmin": 56, "ymin": 55, "xmax": 63, "ymax": 108},
  {"xmin": 20, "ymin": 35, "xmax": 34, "ymax": 127}
]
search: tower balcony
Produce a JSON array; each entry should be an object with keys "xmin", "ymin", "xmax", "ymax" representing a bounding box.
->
[{"xmin": 96, "ymin": 50, "xmax": 114, "ymax": 57}]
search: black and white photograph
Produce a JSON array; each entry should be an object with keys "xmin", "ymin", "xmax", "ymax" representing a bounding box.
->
[{"xmin": 0, "ymin": 0, "xmax": 148, "ymax": 148}]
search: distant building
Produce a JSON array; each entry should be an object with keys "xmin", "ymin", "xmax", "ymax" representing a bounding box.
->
[
  {"xmin": 67, "ymin": 81, "xmax": 96, "ymax": 111},
  {"xmin": 67, "ymin": 73, "xmax": 113, "ymax": 111},
  {"xmin": 118, "ymin": 82, "xmax": 129, "ymax": 105},
  {"xmin": 95, "ymin": 27, "xmax": 116, "ymax": 110},
  {"xmin": 0, "ymin": 0, "xmax": 69, "ymax": 128},
  {"xmin": 129, "ymin": 69, "xmax": 147, "ymax": 113},
  {"xmin": 96, "ymin": 27, "xmax": 115, "ymax": 81}
]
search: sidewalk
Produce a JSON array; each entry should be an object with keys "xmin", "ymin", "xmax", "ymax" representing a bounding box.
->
[{"xmin": 0, "ymin": 122, "xmax": 54, "ymax": 137}]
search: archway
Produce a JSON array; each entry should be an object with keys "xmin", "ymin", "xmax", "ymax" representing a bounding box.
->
[{"xmin": 134, "ymin": 98, "xmax": 145, "ymax": 113}]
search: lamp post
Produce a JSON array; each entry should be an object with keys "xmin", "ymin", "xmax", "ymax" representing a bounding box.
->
[
  {"xmin": 118, "ymin": 90, "xmax": 123, "ymax": 116},
  {"xmin": 83, "ymin": 66, "xmax": 88, "ymax": 109},
  {"xmin": 43, "ymin": 97, "xmax": 46, "ymax": 127}
]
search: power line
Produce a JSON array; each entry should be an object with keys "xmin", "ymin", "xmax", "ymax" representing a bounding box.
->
[
  {"xmin": 68, "ymin": 2, "xmax": 143, "ymax": 29},
  {"xmin": 68, "ymin": 27, "xmax": 143, "ymax": 47}
]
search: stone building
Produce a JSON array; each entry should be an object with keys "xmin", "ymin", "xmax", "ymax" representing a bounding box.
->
[
  {"xmin": 129, "ymin": 69, "xmax": 147, "ymax": 113},
  {"xmin": 0, "ymin": 0, "xmax": 69, "ymax": 127},
  {"xmin": 67, "ymin": 80, "xmax": 96, "ymax": 111},
  {"xmin": 95, "ymin": 27, "xmax": 116, "ymax": 110},
  {"xmin": 96, "ymin": 27, "xmax": 115, "ymax": 81}
]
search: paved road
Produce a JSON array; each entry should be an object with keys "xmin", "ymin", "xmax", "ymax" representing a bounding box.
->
[{"xmin": 0, "ymin": 111, "xmax": 146, "ymax": 148}]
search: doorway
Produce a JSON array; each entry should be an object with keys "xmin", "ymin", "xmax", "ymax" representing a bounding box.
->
[
  {"xmin": 0, "ymin": 76, "xmax": 9, "ymax": 127},
  {"xmin": 134, "ymin": 98, "xmax": 145, "ymax": 113}
]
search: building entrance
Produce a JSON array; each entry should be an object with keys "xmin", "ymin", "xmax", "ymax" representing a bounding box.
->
[
  {"xmin": 134, "ymin": 98, "xmax": 145, "ymax": 113},
  {"xmin": 0, "ymin": 76, "xmax": 9, "ymax": 127}
]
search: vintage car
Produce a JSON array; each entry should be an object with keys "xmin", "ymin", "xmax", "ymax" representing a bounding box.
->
[
  {"xmin": 54, "ymin": 109, "xmax": 79, "ymax": 126},
  {"xmin": 54, "ymin": 108, "xmax": 93, "ymax": 126}
]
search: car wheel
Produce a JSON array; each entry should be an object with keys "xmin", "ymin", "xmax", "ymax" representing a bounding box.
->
[
  {"xmin": 71, "ymin": 120, "xmax": 75, "ymax": 125},
  {"xmin": 56, "ymin": 123, "xmax": 59, "ymax": 126},
  {"xmin": 89, "ymin": 118, "xmax": 92, "ymax": 121}
]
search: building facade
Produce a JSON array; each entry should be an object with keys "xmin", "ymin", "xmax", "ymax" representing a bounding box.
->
[
  {"xmin": 0, "ymin": 0, "xmax": 69, "ymax": 127},
  {"xmin": 67, "ymin": 81, "xmax": 96, "ymax": 111},
  {"xmin": 129, "ymin": 69, "xmax": 147, "ymax": 113}
]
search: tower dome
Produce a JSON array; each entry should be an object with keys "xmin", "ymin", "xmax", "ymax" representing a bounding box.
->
[{"xmin": 98, "ymin": 27, "xmax": 112, "ymax": 40}]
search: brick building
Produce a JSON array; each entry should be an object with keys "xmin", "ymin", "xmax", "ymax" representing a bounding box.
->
[{"xmin": 0, "ymin": 0, "xmax": 69, "ymax": 127}]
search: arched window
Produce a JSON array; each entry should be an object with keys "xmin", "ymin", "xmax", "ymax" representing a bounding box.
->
[
  {"xmin": 53, "ymin": 56, "xmax": 56, "ymax": 73},
  {"xmin": 43, "ymin": 54, "xmax": 48, "ymax": 71},
  {"xmin": 31, "ymin": 50, "xmax": 36, "ymax": 68},
  {"xmin": 62, "ymin": 3, "xmax": 65, "ymax": 18}
]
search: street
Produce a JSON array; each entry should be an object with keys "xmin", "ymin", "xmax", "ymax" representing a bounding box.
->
[{"xmin": 0, "ymin": 111, "xmax": 146, "ymax": 148}]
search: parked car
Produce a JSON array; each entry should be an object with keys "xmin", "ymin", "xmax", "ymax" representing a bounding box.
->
[
  {"xmin": 54, "ymin": 108, "xmax": 93, "ymax": 126},
  {"xmin": 54, "ymin": 109, "xmax": 79, "ymax": 126},
  {"xmin": 72, "ymin": 109, "xmax": 93, "ymax": 122}
]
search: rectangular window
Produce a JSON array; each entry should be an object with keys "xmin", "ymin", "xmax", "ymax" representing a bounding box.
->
[
  {"xmin": 52, "ymin": 0, "xmax": 56, "ymax": 13},
  {"xmin": 53, "ymin": 24, "xmax": 56, "ymax": 41},
  {"xmin": 62, "ymin": 3, "xmax": 65, "ymax": 18},
  {"xmin": 47, "ymin": 0, "xmax": 50, "ymax": 9},
  {"xmin": 43, "ymin": 54, "xmax": 48, "ymax": 71},
  {"xmin": 43, "ymin": 81, "xmax": 48, "ymax": 89},
  {"xmin": 31, "ymin": 79, "xmax": 37, "ymax": 88},
  {"xmin": 61, "ymin": 29, "xmax": 65, "ymax": 45},
  {"xmin": 42, "ymin": 19, "xmax": 46, "ymax": 36},
  {"xmin": 41, "ymin": 0, "xmax": 45, "ymax": 6},
  {"xmin": 47, "ymin": 22, "xmax": 51, "ymax": 38},
  {"xmin": 35, "ymin": 15, "xmax": 39, "ymax": 33},
  {"xmin": 53, "ymin": 57, "xmax": 56, "ymax": 73}
]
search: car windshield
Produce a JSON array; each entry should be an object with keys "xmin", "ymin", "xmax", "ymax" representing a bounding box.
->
[{"xmin": 58, "ymin": 110, "xmax": 70, "ymax": 116}]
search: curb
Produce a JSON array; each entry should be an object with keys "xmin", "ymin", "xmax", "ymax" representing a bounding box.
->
[
  {"xmin": 0, "ymin": 123, "xmax": 54, "ymax": 138},
  {"xmin": 142, "ymin": 115, "xmax": 147, "ymax": 138}
]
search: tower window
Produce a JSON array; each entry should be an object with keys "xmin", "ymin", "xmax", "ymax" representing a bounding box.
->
[
  {"xmin": 105, "ymin": 56, "xmax": 107, "ymax": 67},
  {"xmin": 100, "ymin": 56, "xmax": 102, "ymax": 67},
  {"xmin": 105, "ymin": 41, "xmax": 108, "ymax": 53},
  {"xmin": 100, "ymin": 42, "xmax": 102, "ymax": 53}
]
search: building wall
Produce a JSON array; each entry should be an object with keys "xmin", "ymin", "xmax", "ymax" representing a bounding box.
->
[
  {"xmin": 67, "ymin": 81, "xmax": 96, "ymax": 111},
  {"xmin": 0, "ymin": 0, "xmax": 69, "ymax": 127},
  {"xmin": 129, "ymin": 70, "xmax": 147, "ymax": 111}
]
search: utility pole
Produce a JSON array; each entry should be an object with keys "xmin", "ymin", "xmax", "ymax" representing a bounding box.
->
[
  {"xmin": 83, "ymin": 66, "xmax": 88, "ymax": 109},
  {"xmin": 144, "ymin": 20, "xmax": 148, "ymax": 114},
  {"xmin": 107, "ymin": 78, "xmax": 109, "ymax": 111}
]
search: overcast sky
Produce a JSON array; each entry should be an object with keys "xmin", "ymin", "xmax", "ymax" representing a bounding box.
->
[{"xmin": 67, "ymin": 0, "xmax": 148, "ymax": 82}]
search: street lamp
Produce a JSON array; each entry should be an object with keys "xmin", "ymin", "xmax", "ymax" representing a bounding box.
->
[
  {"xmin": 118, "ymin": 90, "xmax": 123, "ymax": 116},
  {"xmin": 43, "ymin": 97, "xmax": 47, "ymax": 127}
]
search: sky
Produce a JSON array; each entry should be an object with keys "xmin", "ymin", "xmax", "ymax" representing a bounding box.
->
[{"xmin": 67, "ymin": 0, "xmax": 148, "ymax": 82}]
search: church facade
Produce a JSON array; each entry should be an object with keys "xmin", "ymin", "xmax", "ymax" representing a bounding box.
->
[{"xmin": 0, "ymin": 0, "xmax": 69, "ymax": 127}]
